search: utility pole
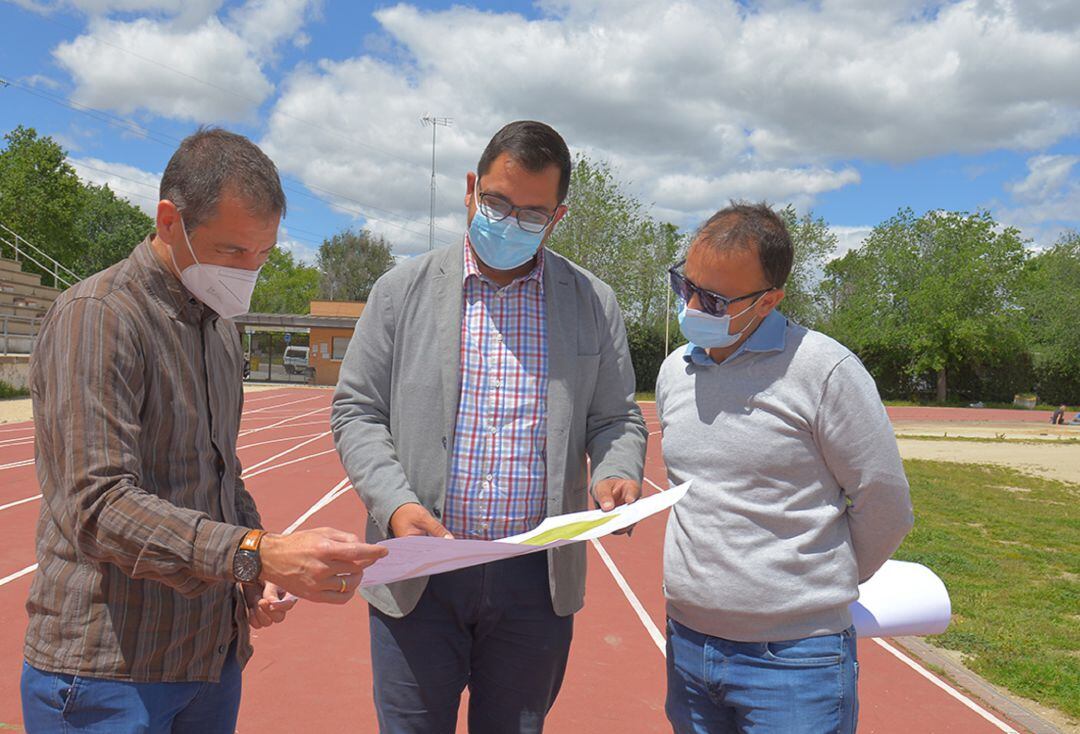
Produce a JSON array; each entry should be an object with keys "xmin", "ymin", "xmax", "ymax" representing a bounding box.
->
[{"xmin": 420, "ymin": 115, "xmax": 452, "ymax": 251}]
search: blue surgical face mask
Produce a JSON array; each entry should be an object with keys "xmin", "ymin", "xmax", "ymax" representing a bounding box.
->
[
  {"xmin": 468, "ymin": 206, "xmax": 547, "ymax": 271},
  {"xmin": 678, "ymin": 298, "xmax": 761, "ymax": 349}
]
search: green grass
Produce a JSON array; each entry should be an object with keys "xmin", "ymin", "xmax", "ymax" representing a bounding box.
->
[
  {"xmin": 895, "ymin": 459, "xmax": 1080, "ymax": 718},
  {"xmin": 635, "ymin": 391, "xmax": 656, "ymax": 402}
]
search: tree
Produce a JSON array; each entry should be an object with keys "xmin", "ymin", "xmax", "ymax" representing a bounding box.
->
[
  {"xmin": 0, "ymin": 126, "xmax": 155, "ymax": 280},
  {"xmin": 75, "ymin": 183, "xmax": 153, "ymax": 275},
  {"xmin": 820, "ymin": 209, "xmax": 1029, "ymax": 402},
  {"xmin": 1020, "ymin": 231, "xmax": 1080, "ymax": 403},
  {"xmin": 545, "ymin": 155, "xmax": 685, "ymax": 391},
  {"xmin": 0, "ymin": 126, "xmax": 85, "ymax": 273},
  {"xmin": 316, "ymin": 228, "xmax": 395, "ymax": 302},
  {"xmin": 778, "ymin": 205, "xmax": 839, "ymax": 327},
  {"xmin": 250, "ymin": 246, "xmax": 320, "ymax": 314}
]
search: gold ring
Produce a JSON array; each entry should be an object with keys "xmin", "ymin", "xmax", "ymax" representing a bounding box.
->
[{"xmin": 338, "ymin": 576, "xmax": 348, "ymax": 594}]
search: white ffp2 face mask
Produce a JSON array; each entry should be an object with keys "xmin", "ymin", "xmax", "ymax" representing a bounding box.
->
[{"xmin": 170, "ymin": 217, "xmax": 261, "ymax": 319}]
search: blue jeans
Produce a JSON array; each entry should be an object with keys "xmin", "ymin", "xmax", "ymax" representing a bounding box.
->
[
  {"xmin": 666, "ymin": 617, "xmax": 858, "ymax": 734},
  {"xmin": 20, "ymin": 642, "xmax": 242, "ymax": 734},
  {"xmin": 369, "ymin": 552, "xmax": 573, "ymax": 734}
]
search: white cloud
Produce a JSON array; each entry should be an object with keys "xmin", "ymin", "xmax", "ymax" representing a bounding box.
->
[
  {"xmin": 69, "ymin": 156, "xmax": 161, "ymax": 216},
  {"xmin": 830, "ymin": 225, "xmax": 874, "ymax": 260},
  {"xmin": 42, "ymin": 0, "xmax": 1080, "ymax": 255},
  {"xmin": 50, "ymin": 0, "xmax": 318, "ymax": 122},
  {"xmin": 997, "ymin": 154, "xmax": 1080, "ymax": 245},
  {"xmin": 54, "ymin": 17, "xmax": 274, "ymax": 122}
]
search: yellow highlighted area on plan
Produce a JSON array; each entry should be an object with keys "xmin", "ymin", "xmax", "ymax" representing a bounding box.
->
[{"xmin": 517, "ymin": 516, "xmax": 616, "ymax": 546}]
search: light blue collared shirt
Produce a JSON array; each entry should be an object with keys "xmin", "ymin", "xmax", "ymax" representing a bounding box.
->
[{"xmin": 683, "ymin": 309, "xmax": 789, "ymax": 366}]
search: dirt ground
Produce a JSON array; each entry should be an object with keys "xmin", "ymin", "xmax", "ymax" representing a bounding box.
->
[{"xmin": 893, "ymin": 418, "xmax": 1080, "ymax": 484}]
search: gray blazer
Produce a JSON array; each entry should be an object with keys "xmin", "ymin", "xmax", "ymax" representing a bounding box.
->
[{"xmin": 331, "ymin": 243, "xmax": 648, "ymax": 618}]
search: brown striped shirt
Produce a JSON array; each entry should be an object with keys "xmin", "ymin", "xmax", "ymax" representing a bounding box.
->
[{"xmin": 24, "ymin": 236, "xmax": 261, "ymax": 682}]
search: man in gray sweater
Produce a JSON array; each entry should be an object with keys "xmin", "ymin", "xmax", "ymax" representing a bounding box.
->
[{"xmin": 657, "ymin": 203, "xmax": 913, "ymax": 733}]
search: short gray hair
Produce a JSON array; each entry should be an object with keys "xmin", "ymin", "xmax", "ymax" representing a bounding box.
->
[
  {"xmin": 160, "ymin": 127, "xmax": 286, "ymax": 230},
  {"xmin": 692, "ymin": 201, "xmax": 794, "ymax": 288}
]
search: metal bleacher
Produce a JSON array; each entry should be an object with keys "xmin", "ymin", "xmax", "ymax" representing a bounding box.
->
[{"xmin": 0, "ymin": 222, "xmax": 79, "ymax": 355}]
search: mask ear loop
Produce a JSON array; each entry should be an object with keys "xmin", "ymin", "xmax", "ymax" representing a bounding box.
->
[{"xmin": 170, "ymin": 214, "xmax": 201, "ymax": 274}]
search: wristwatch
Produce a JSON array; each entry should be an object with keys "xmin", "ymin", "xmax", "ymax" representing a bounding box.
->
[{"xmin": 233, "ymin": 529, "xmax": 266, "ymax": 583}]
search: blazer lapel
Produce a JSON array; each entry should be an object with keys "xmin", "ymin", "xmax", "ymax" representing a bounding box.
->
[
  {"xmin": 435, "ymin": 246, "xmax": 464, "ymax": 447},
  {"xmin": 544, "ymin": 251, "xmax": 576, "ymax": 515}
]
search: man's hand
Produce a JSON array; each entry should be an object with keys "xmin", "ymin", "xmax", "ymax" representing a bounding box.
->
[
  {"xmin": 594, "ymin": 478, "xmax": 642, "ymax": 536},
  {"xmin": 258, "ymin": 527, "xmax": 388, "ymax": 605},
  {"xmin": 594, "ymin": 478, "xmax": 641, "ymax": 511},
  {"xmin": 388, "ymin": 503, "xmax": 453, "ymax": 539},
  {"xmin": 243, "ymin": 581, "xmax": 297, "ymax": 629}
]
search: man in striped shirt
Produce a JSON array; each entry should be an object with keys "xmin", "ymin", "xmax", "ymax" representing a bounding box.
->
[
  {"xmin": 333, "ymin": 121, "xmax": 648, "ymax": 733},
  {"xmin": 21, "ymin": 128, "xmax": 386, "ymax": 734}
]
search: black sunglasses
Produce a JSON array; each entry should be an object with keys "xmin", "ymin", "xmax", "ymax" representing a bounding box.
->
[{"xmin": 668, "ymin": 260, "xmax": 773, "ymax": 317}]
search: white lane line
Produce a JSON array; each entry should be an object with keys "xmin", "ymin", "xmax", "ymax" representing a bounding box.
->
[
  {"xmin": 238, "ymin": 406, "xmax": 328, "ymax": 438},
  {"xmin": 240, "ymin": 431, "xmax": 331, "ymax": 477},
  {"xmin": 243, "ymin": 448, "xmax": 337, "ymax": 480},
  {"xmin": 237, "ymin": 431, "xmax": 325, "ymax": 452},
  {"xmin": 0, "ymin": 458, "xmax": 34, "ymax": 471},
  {"xmin": 241, "ymin": 395, "xmax": 324, "ymax": 416},
  {"xmin": 273, "ymin": 420, "xmax": 333, "ymax": 429},
  {"xmin": 591, "ymin": 538, "xmax": 666, "ymax": 655},
  {"xmin": 0, "ymin": 436, "xmax": 35, "ymax": 447},
  {"xmin": 871, "ymin": 638, "xmax": 1019, "ymax": 733},
  {"xmin": 0, "ymin": 563, "xmax": 38, "ymax": 588},
  {"xmin": 0, "ymin": 426, "xmax": 34, "ymax": 435},
  {"xmin": 648, "ymin": 431, "xmax": 661, "ymax": 436},
  {"xmin": 283, "ymin": 477, "xmax": 353, "ymax": 534},
  {"xmin": 0, "ymin": 494, "xmax": 41, "ymax": 512}
]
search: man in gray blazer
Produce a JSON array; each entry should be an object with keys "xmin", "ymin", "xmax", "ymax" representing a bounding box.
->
[{"xmin": 331, "ymin": 120, "xmax": 648, "ymax": 733}]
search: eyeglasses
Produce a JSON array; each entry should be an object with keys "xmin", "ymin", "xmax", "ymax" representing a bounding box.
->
[
  {"xmin": 475, "ymin": 183, "xmax": 557, "ymax": 234},
  {"xmin": 668, "ymin": 260, "xmax": 773, "ymax": 317}
]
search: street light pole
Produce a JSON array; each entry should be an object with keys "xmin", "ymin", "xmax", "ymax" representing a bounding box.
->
[{"xmin": 420, "ymin": 115, "xmax": 452, "ymax": 252}]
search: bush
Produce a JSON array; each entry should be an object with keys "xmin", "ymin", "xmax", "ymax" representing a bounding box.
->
[
  {"xmin": 0, "ymin": 380, "xmax": 29, "ymax": 399},
  {"xmin": 626, "ymin": 321, "xmax": 683, "ymax": 394}
]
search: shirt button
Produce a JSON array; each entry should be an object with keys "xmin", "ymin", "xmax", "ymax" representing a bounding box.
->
[
  {"xmin": 493, "ymin": 378, "xmax": 502, "ymax": 388},
  {"xmin": 481, "ymin": 480, "xmax": 490, "ymax": 490},
  {"xmin": 495, "ymin": 333, "xmax": 504, "ymax": 343},
  {"xmin": 218, "ymin": 644, "xmax": 227, "ymax": 654}
]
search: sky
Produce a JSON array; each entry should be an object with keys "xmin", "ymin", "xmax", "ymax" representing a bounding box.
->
[{"xmin": 1, "ymin": 0, "xmax": 1078, "ymax": 263}]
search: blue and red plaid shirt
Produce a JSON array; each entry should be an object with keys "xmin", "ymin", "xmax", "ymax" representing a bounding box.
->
[{"xmin": 443, "ymin": 238, "xmax": 549, "ymax": 540}]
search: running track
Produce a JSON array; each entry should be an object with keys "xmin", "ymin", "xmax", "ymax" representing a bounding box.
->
[{"xmin": 0, "ymin": 388, "xmax": 1032, "ymax": 732}]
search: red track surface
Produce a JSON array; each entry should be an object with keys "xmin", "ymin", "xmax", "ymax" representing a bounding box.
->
[
  {"xmin": 886, "ymin": 405, "xmax": 1058, "ymax": 424},
  {"xmin": 0, "ymin": 389, "xmax": 1031, "ymax": 732}
]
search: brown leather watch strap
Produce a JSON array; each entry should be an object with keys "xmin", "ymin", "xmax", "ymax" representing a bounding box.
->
[{"xmin": 239, "ymin": 529, "xmax": 266, "ymax": 553}]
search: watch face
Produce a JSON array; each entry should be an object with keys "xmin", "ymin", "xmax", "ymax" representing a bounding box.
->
[{"xmin": 234, "ymin": 550, "xmax": 260, "ymax": 583}]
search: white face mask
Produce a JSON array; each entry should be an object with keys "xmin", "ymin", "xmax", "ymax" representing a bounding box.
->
[{"xmin": 170, "ymin": 216, "xmax": 261, "ymax": 319}]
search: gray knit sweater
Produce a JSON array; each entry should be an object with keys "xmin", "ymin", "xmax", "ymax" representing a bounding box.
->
[{"xmin": 658, "ymin": 312, "xmax": 914, "ymax": 642}]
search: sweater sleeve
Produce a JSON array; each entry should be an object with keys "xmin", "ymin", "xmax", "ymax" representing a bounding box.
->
[{"xmin": 813, "ymin": 354, "xmax": 914, "ymax": 582}]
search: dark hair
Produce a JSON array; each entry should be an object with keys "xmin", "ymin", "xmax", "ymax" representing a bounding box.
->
[
  {"xmin": 159, "ymin": 126, "xmax": 286, "ymax": 230},
  {"xmin": 476, "ymin": 121, "xmax": 572, "ymax": 203},
  {"xmin": 692, "ymin": 201, "xmax": 794, "ymax": 288}
]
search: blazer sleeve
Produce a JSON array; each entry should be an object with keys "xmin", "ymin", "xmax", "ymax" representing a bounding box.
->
[
  {"xmin": 330, "ymin": 276, "xmax": 422, "ymax": 534},
  {"xmin": 585, "ymin": 283, "xmax": 648, "ymax": 489}
]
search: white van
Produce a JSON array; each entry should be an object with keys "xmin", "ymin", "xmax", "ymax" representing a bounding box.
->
[{"xmin": 283, "ymin": 346, "xmax": 310, "ymax": 375}]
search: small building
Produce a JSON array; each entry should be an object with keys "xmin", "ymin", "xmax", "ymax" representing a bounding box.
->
[{"xmin": 308, "ymin": 300, "xmax": 365, "ymax": 386}]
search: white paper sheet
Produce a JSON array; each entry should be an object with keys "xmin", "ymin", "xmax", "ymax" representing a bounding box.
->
[
  {"xmin": 852, "ymin": 560, "xmax": 951, "ymax": 638},
  {"xmin": 359, "ymin": 481, "xmax": 690, "ymax": 588}
]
